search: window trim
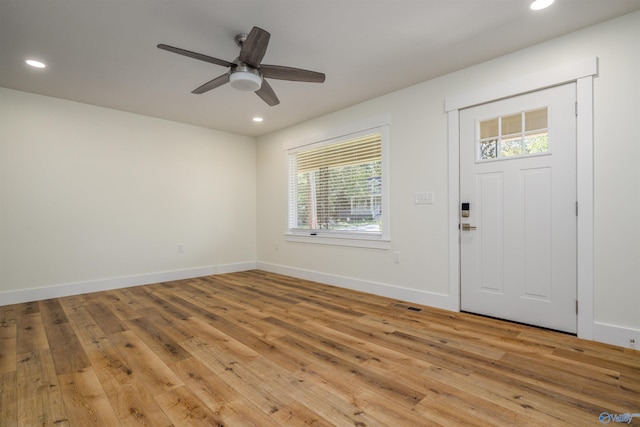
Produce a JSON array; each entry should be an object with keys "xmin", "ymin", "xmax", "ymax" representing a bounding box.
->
[{"xmin": 284, "ymin": 114, "xmax": 391, "ymax": 249}]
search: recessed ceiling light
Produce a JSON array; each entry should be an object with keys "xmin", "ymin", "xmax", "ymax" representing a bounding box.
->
[
  {"xmin": 26, "ymin": 59, "xmax": 46, "ymax": 68},
  {"xmin": 530, "ymin": 0, "xmax": 555, "ymax": 10},
  {"xmin": 252, "ymin": 117, "xmax": 264, "ymax": 123}
]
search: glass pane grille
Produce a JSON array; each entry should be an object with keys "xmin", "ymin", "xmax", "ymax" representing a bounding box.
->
[{"xmin": 477, "ymin": 107, "xmax": 549, "ymax": 161}]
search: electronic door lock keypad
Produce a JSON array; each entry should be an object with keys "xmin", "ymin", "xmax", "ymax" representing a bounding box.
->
[{"xmin": 461, "ymin": 202, "xmax": 470, "ymax": 217}]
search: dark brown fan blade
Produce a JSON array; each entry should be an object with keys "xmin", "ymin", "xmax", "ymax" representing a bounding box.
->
[
  {"xmin": 255, "ymin": 79, "xmax": 279, "ymax": 106},
  {"xmin": 239, "ymin": 27, "xmax": 270, "ymax": 68},
  {"xmin": 191, "ymin": 73, "xmax": 230, "ymax": 94},
  {"xmin": 158, "ymin": 44, "xmax": 233, "ymax": 68},
  {"xmin": 260, "ymin": 64, "xmax": 325, "ymax": 83}
]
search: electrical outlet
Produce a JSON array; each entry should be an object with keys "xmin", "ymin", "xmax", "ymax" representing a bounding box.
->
[
  {"xmin": 178, "ymin": 243, "xmax": 185, "ymax": 253},
  {"xmin": 393, "ymin": 251, "xmax": 401, "ymax": 263}
]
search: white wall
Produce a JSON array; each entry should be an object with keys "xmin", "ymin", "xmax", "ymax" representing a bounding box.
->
[
  {"xmin": 1, "ymin": 12, "xmax": 637, "ymax": 347},
  {"xmin": 256, "ymin": 12, "xmax": 640, "ymax": 347},
  {"xmin": 0, "ymin": 88, "xmax": 257, "ymax": 302}
]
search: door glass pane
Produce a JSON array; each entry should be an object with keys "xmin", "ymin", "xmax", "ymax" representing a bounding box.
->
[
  {"xmin": 501, "ymin": 136, "xmax": 522, "ymax": 157},
  {"xmin": 524, "ymin": 132, "xmax": 549, "ymax": 154},
  {"xmin": 501, "ymin": 113, "xmax": 522, "ymax": 136},
  {"xmin": 525, "ymin": 108, "xmax": 547, "ymax": 131},
  {"xmin": 477, "ymin": 106, "xmax": 549, "ymax": 161},
  {"xmin": 480, "ymin": 118, "xmax": 498, "ymax": 139},
  {"xmin": 480, "ymin": 139, "xmax": 498, "ymax": 159}
]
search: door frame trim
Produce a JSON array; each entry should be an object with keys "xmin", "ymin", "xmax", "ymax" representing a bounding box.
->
[{"xmin": 446, "ymin": 57, "xmax": 597, "ymax": 340}]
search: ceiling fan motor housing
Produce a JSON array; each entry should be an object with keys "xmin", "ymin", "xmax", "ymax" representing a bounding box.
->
[{"xmin": 229, "ymin": 62, "xmax": 263, "ymax": 91}]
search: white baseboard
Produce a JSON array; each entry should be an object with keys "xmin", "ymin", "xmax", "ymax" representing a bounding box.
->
[
  {"xmin": 5, "ymin": 261, "xmax": 636, "ymax": 352},
  {"xmin": 256, "ymin": 261, "xmax": 458, "ymax": 312},
  {"xmin": 593, "ymin": 321, "xmax": 640, "ymax": 351},
  {"xmin": 0, "ymin": 261, "xmax": 257, "ymax": 306},
  {"xmin": 257, "ymin": 263, "xmax": 640, "ymax": 351}
]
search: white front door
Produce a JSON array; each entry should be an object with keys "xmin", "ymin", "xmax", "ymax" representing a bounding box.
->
[{"xmin": 460, "ymin": 83, "xmax": 577, "ymax": 333}]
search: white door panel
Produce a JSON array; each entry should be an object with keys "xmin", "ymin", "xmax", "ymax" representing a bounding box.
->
[{"xmin": 460, "ymin": 83, "xmax": 577, "ymax": 333}]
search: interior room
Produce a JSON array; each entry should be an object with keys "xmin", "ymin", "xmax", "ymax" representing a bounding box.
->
[{"xmin": 1, "ymin": 0, "xmax": 639, "ymax": 425}]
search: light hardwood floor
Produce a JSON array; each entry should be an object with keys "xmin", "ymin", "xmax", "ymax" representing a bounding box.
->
[{"xmin": 1, "ymin": 270, "xmax": 638, "ymax": 426}]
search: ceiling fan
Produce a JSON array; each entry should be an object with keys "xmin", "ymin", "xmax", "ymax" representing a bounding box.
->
[{"xmin": 157, "ymin": 26, "xmax": 326, "ymax": 106}]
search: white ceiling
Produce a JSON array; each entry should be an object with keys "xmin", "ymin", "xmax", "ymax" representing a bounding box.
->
[{"xmin": 2, "ymin": 0, "xmax": 639, "ymax": 137}]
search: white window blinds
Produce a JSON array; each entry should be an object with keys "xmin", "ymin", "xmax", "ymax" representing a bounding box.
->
[{"xmin": 288, "ymin": 132, "xmax": 383, "ymax": 235}]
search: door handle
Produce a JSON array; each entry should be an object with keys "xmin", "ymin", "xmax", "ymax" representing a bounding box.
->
[{"xmin": 461, "ymin": 223, "xmax": 477, "ymax": 231}]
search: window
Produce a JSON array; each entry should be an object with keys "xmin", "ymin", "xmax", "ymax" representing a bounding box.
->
[
  {"xmin": 286, "ymin": 119, "xmax": 389, "ymax": 248},
  {"xmin": 478, "ymin": 107, "xmax": 549, "ymax": 161}
]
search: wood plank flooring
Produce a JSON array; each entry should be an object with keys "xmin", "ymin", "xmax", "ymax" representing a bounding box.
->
[{"xmin": 1, "ymin": 270, "xmax": 639, "ymax": 426}]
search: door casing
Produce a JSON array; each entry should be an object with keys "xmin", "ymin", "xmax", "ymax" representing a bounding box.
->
[{"xmin": 445, "ymin": 57, "xmax": 596, "ymax": 340}]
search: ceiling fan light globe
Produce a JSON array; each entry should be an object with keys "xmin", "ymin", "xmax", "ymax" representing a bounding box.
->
[
  {"xmin": 229, "ymin": 71, "xmax": 262, "ymax": 91},
  {"xmin": 530, "ymin": 0, "xmax": 554, "ymax": 10}
]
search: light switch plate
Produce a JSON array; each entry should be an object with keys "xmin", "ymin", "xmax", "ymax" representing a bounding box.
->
[{"xmin": 415, "ymin": 192, "xmax": 434, "ymax": 204}]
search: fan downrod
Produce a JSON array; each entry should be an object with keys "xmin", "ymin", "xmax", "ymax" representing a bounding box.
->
[{"xmin": 234, "ymin": 33, "xmax": 248, "ymax": 48}]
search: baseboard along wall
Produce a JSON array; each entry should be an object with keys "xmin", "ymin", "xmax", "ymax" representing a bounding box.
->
[{"xmin": 2, "ymin": 261, "xmax": 637, "ymax": 350}]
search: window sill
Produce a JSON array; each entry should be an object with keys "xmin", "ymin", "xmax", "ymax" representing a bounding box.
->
[{"xmin": 285, "ymin": 233, "xmax": 390, "ymax": 250}]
